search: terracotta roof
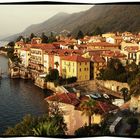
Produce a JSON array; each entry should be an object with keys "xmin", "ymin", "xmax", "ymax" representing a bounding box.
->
[
  {"xmin": 61, "ymin": 55, "xmax": 90, "ymax": 62},
  {"xmin": 46, "ymin": 93, "xmax": 80, "ymax": 106},
  {"xmin": 31, "ymin": 43, "xmax": 56, "ymax": 50},
  {"xmin": 76, "ymin": 97, "xmax": 118, "ymax": 114},
  {"xmin": 91, "ymin": 55, "xmax": 105, "ymax": 63},
  {"xmin": 124, "ymin": 46, "xmax": 139, "ymax": 52},
  {"xmin": 88, "ymin": 42, "xmax": 119, "ymax": 47},
  {"xmin": 20, "ymin": 47, "xmax": 30, "ymax": 51},
  {"xmin": 76, "ymin": 44, "xmax": 88, "ymax": 48}
]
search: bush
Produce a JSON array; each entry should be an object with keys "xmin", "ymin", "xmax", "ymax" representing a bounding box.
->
[
  {"xmin": 75, "ymin": 124, "xmax": 100, "ymax": 136},
  {"xmin": 126, "ymin": 117, "xmax": 139, "ymax": 135},
  {"xmin": 66, "ymin": 77, "xmax": 77, "ymax": 84}
]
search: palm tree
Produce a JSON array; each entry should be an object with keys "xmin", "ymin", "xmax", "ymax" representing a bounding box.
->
[
  {"xmin": 54, "ymin": 61, "xmax": 59, "ymax": 68},
  {"xmin": 33, "ymin": 121, "xmax": 61, "ymax": 136},
  {"xmin": 80, "ymin": 98, "xmax": 96, "ymax": 126}
]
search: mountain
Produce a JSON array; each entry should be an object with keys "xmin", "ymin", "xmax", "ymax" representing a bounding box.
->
[{"xmin": 4, "ymin": 5, "xmax": 140, "ymax": 41}]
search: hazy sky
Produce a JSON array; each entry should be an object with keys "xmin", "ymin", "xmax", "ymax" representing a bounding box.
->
[{"xmin": 0, "ymin": 5, "xmax": 93, "ymax": 38}]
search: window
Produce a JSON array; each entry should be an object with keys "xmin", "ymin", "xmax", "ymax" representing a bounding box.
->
[
  {"xmin": 73, "ymin": 62, "xmax": 74, "ymax": 66},
  {"xmin": 85, "ymin": 62, "xmax": 87, "ymax": 65},
  {"xmin": 69, "ymin": 67, "xmax": 70, "ymax": 72},
  {"xmin": 84, "ymin": 68, "xmax": 86, "ymax": 71},
  {"xmin": 73, "ymin": 68, "xmax": 74, "ymax": 73},
  {"xmin": 79, "ymin": 68, "xmax": 81, "ymax": 71},
  {"xmin": 80, "ymin": 62, "xmax": 81, "ymax": 65}
]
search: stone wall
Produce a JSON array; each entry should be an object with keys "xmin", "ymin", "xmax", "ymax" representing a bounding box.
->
[
  {"xmin": 97, "ymin": 80, "xmax": 130, "ymax": 92},
  {"xmin": 34, "ymin": 77, "xmax": 69, "ymax": 93},
  {"xmin": 130, "ymin": 95, "xmax": 140, "ymax": 113},
  {"xmin": 69, "ymin": 80, "xmax": 97, "ymax": 95}
]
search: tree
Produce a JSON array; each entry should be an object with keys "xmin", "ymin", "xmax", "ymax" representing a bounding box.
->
[
  {"xmin": 98, "ymin": 58, "xmax": 127, "ymax": 82},
  {"xmin": 47, "ymin": 32, "xmax": 57, "ymax": 43},
  {"xmin": 80, "ymin": 99, "xmax": 96, "ymax": 126},
  {"xmin": 93, "ymin": 27, "xmax": 102, "ymax": 35},
  {"xmin": 7, "ymin": 41, "xmax": 15, "ymax": 48},
  {"xmin": 54, "ymin": 62, "xmax": 59, "ymax": 68},
  {"xmin": 4, "ymin": 102, "xmax": 67, "ymax": 136},
  {"xmin": 126, "ymin": 117, "xmax": 139, "ymax": 135},
  {"xmin": 41, "ymin": 32, "xmax": 48, "ymax": 43},
  {"xmin": 45, "ymin": 69, "xmax": 59, "ymax": 82},
  {"xmin": 75, "ymin": 124, "xmax": 100, "ymax": 136},
  {"xmin": 4, "ymin": 114, "xmax": 40, "ymax": 136},
  {"xmin": 76, "ymin": 30, "xmax": 84, "ymax": 39},
  {"xmin": 129, "ymin": 73, "xmax": 140, "ymax": 96},
  {"xmin": 30, "ymin": 33, "xmax": 36, "ymax": 40},
  {"xmin": 16, "ymin": 35, "xmax": 25, "ymax": 42}
]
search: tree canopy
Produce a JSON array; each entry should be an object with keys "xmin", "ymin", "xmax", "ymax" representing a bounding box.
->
[
  {"xmin": 76, "ymin": 30, "xmax": 84, "ymax": 39},
  {"xmin": 98, "ymin": 58, "xmax": 127, "ymax": 82},
  {"xmin": 41, "ymin": 32, "xmax": 48, "ymax": 43}
]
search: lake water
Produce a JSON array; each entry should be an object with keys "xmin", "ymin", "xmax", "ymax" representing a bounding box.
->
[{"xmin": 0, "ymin": 55, "xmax": 52, "ymax": 134}]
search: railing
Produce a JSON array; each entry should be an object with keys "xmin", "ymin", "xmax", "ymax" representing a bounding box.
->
[{"xmin": 109, "ymin": 117, "xmax": 122, "ymax": 134}]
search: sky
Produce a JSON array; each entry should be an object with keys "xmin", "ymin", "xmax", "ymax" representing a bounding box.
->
[{"xmin": 0, "ymin": 5, "xmax": 93, "ymax": 38}]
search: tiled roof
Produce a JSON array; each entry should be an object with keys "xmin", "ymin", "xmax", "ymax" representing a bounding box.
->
[
  {"xmin": 76, "ymin": 97, "xmax": 118, "ymax": 114},
  {"xmin": 88, "ymin": 42, "xmax": 118, "ymax": 47},
  {"xmin": 124, "ymin": 46, "xmax": 139, "ymax": 52},
  {"xmin": 91, "ymin": 55, "xmax": 105, "ymax": 63},
  {"xmin": 31, "ymin": 43, "xmax": 56, "ymax": 50},
  {"xmin": 61, "ymin": 55, "xmax": 90, "ymax": 62},
  {"xmin": 20, "ymin": 48, "xmax": 30, "ymax": 51},
  {"xmin": 46, "ymin": 93, "xmax": 80, "ymax": 106}
]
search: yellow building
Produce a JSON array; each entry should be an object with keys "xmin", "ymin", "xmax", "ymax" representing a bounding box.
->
[
  {"xmin": 61, "ymin": 55, "xmax": 90, "ymax": 81},
  {"xmin": 102, "ymin": 32, "xmax": 115, "ymax": 38}
]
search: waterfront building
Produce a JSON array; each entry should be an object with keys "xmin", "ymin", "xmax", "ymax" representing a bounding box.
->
[
  {"xmin": 61, "ymin": 55, "xmax": 90, "ymax": 81},
  {"xmin": 19, "ymin": 48, "xmax": 30, "ymax": 68},
  {"xmin": 14, "ymin": 41, "xmax": 25, "ymax": 57}
]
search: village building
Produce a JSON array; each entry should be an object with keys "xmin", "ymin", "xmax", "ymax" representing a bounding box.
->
[
  {"xmin": 82, "ymin": 50, "xmax": 106, "ymax": 79},
  {"xmin": 61, "ymin": 55, "xmax": 90, "ymax": 81},
  {"xmin": 31, "ymin": 37, "xmax": 42, "ymax": 44},
  {"xmin": 102, "ymin": 32, "xmax": 116, "ymax": 38},
  {"xmin": 19, "ymin": 48, "xmax": 30, "ymax": 68},
  {"xmin": 46, "ymin": 92, "xmax": 118, "ymax": 135},
  {"xmin": 106, "ymin": 36, "xmax": 123, "ymax": 45},
  {"xmin": 122, "ymin": 45, "xmax": 139, "ymax": 64},
  {"xmin": 87, "ymin": 42, "xmax": 119, "ymax": 50}
]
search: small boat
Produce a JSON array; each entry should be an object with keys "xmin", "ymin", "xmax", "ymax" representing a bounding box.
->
[
  {"xmin": 90, "ymin": 94, "xmax": 98, "ymax": 99},
  {"xmin": 103, "ymin": 93, "xmax": 110, "ymax": 99}
]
